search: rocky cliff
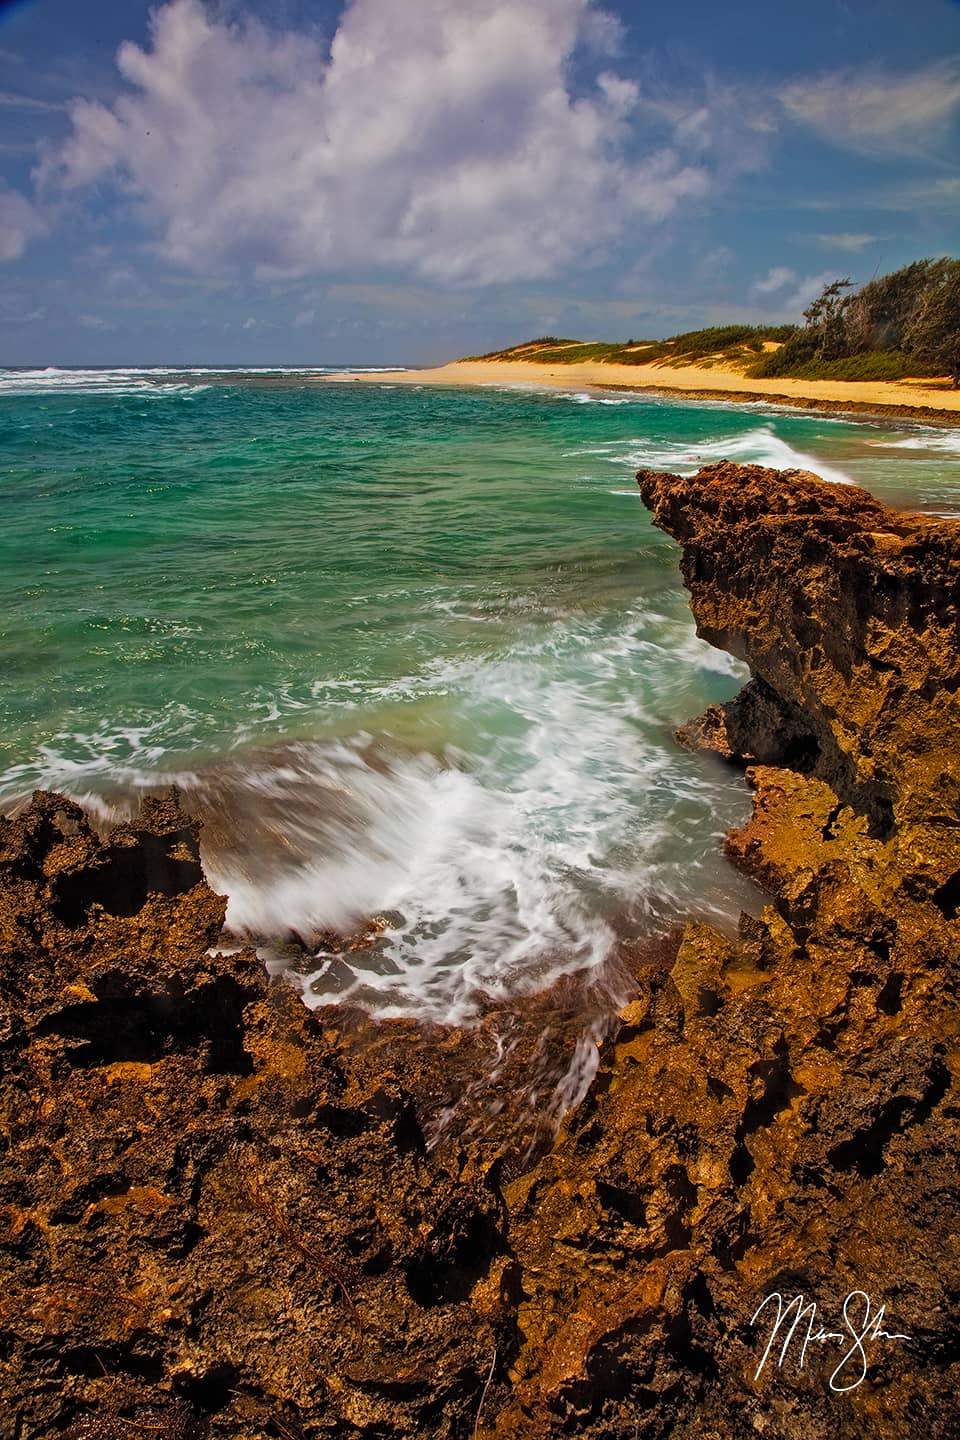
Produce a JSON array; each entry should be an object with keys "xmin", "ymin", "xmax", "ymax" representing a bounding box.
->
[{"xmin": 2, "ymin": 462, "xmax": 958, "ymax": 1439}]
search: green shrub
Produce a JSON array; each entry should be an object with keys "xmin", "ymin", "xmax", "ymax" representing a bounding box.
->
[
  {"xmin": 749, "ymin": 349, "xmax": 925, "ymax": 381},
  {"xmin": 749, "ymin": 329, "xmax": 820, "ymax": 376}
]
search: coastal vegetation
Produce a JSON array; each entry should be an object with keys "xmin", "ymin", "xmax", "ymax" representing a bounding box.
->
[
  {"xmin": 468, "ymin": 323, "xmax": 795, "ymax": 369},
  {"xmin": 477, "ymin": 257, "xmax": 960, "ymax": 385},
  {"xmin": 753, "ymin": 258, "xmax": 960, "ymax": 384}
]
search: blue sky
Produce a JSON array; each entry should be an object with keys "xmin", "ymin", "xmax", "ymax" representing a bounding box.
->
[{"xmin": 0, "ymin": 0, "xmax": 958, "ymax": 364}]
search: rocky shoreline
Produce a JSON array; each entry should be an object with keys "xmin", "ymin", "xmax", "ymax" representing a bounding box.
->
[{"xmin": 3, "ymin": 462, "xmax": 958, "ymax": 1438}]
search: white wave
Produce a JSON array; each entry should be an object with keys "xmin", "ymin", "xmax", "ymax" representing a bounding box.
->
[
  {"xmin": 563, "ymin": 446, "xmax": 620, "ymax": 456},
  {"xmin": 274, "ymin": 613, "xmax": 751, "ymax": 1021},
  {"xmin": 564, "ymin": 391, "xmax": 636, "ymax": 405},
  {"xmin": 613, "ymin": 424, "xmax": 854, "ymax": 486},
  {"xmin": 0, "ymin": 365, "xmax": 403, "ymax": 397},
  {"xmin": 870, "ymin": 429, "xmax": 960, "ymax": 455},
  {"xmin": 3, "ymin": 602, "xmax": 754, "ymax": 1026},
  {"xmin": 0, "ymin": 712, "xmax": 201, "ymax": 799},
  {"xmin": 501, "ymin": 387, "xmax": 639, "ymax": 406},
  {"xmin": 662, "ymin": 630, "xmax": 748, "ymax": 680},
  {"xmin": 222, "ymin": 745, "xmax": 618, "ymax": 1023},
  {"xmin": 538, "ymin": 386, "xmax": 862, "ymax": 424}
]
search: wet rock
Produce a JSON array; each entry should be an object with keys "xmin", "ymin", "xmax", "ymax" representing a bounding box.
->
[
  {"xmin": 463, "ymin": 465, "xmax": 960, "ymax": 1436},
  {"xmin": 4, "ymin": 461, "xmax": 960, "ymax": 1438}
]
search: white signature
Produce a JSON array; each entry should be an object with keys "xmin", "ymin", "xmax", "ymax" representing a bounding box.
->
[{"xmin": 750, "ymin": 1291, "xmax": 911, "ymax": 1393}]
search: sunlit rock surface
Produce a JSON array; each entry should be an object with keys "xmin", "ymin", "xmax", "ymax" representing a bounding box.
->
[{"xmin": 2, "ymin": 463, "xmax": 958, "ymax": 1438}]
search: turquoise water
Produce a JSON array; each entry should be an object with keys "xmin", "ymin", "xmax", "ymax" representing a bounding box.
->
[{"xmin": 3, "ymin": 366, "xmax": 959, "ymax": 1020}]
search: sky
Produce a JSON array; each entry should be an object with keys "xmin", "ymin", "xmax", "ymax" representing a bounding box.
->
[{"xmin": 0, "ymin": 0, "xmax": 958, "ymax": 365}]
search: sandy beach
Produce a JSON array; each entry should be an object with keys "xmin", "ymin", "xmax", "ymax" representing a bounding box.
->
[{"xmin": 338, "ymin": 357, "xmax": 960, "ymax": 421}]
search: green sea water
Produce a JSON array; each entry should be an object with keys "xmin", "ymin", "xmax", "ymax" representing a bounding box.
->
[{"xmin": 3, "ymin": 366, "xmax": 959, "ymax": 1020}]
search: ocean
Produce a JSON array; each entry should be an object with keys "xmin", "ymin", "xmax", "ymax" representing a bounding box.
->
[{"xmin": 3, "ymin": 365, "xmax": 959, "ymax": 1024}]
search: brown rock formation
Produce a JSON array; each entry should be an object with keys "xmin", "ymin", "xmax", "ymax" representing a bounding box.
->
[
  {"xmin": 3, "ymin": 462, "xmax": 959, "ymax": 1439},
  {"xmin": 0, "ymin": 793, "xmax": 509, "ymax": 1438},
  {"xmin": 476, "ymin": 465, "xmax": 960, "ymax": 1438},
  {"xmin": 644, "ymin": 462, "xmax": 960, "ymax": 845}
]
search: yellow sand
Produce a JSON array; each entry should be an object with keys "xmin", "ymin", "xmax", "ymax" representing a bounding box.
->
[{"xmin": 335, "ymin": 358, "xmax": 960, "ymax": 418}]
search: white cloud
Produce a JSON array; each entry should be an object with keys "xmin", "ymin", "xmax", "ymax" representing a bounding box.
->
[
  {"xmin": 782, "ymin": 60, "xmax": 960, "ymax": 155},
  {"xmin": 752, "ymin": 265, "xmax": 797, "ymax": 296},
  {"xmin": 692, "ymin": 244, "xmax": 734, "ymax": 283},
  {"xmin": 0, "ymin": 184, "xmax": 46, "ymax": 262},
  {"xmin": 750, "ymin": 265, "xmax": 836, "ymax": 315},
  {"xmin": 37, "ymin": 0, "xmax": 729, "ymax": 287},
  {"xmin": 862, "ymin": 176, "xmax": 960, "ymax": 212},
  {"xmin": 0, "ymin": 91, "xmax": 65, "ymax": 113},
  {"xmin": 103, "ymin": 265, "xmax": 151, "ymax": 296},
  {"xmin": 815, "ymin": 232, "xmax": 877, "ymax": 251},
  {"xmin": 784, "ymin": 271, "xmax": 836, "ymax": 313},
  {"xmin": 78, "ymin": 312, "xmax": 114, "ymax": 330}
]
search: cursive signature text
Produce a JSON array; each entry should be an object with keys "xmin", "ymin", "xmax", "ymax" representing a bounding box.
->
[{"xmin": 751, "ymin": 1290, "xmax": 911, "ymax": 1393}]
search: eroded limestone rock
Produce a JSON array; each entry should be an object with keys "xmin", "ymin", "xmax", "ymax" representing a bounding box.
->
[{"xmin": 3, "ymin": 462, "xmax": 959, "ymax": 1438}]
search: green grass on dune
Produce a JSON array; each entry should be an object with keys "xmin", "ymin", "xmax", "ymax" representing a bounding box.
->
[{"xmin": 466, "ymin": 324, "xmax": 798, "ymax": 368}]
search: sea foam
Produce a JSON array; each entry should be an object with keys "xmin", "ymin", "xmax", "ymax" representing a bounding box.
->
[{"xmin": 7, "ymin": 604, "xmax": 755, "ymax": 1027}]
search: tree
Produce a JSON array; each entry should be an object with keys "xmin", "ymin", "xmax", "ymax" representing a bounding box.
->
[
  {"xmin": 802, "ymin": 278, "xmax": 853, "ymax": 361},
  {"xmin": 843, "ymin": 258, "xmax": 944, "ymax": 353},
  {"xmin": 903, "ymin": 260, "xmax": 960, "ymax": 387}
]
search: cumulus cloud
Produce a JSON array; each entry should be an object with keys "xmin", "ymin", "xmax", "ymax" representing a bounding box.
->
[
  {"xmin": 0, "ymin": 184, "xmax": 46, "ymax": 262},
  {"xmin": 782, "ymin": 60, "xmax": 960, "ymax": 155},
  {"xmin": 37, "ymin": 0, "xmax": 727, "ymax": 286}
]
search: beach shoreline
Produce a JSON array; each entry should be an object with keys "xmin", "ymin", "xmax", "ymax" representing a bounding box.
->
[{"xmin": 334, "ymin": 357, "xmax": 960, "ymax": 424}]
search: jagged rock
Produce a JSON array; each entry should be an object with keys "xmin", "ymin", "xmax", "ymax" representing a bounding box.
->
[
  {"xmin": 0, "ymin": 791, "xmax": 508, "ymax": 1438},
  {"xmin": 478, "ymin": 465, "xmax": 960, "ymax": 1437},
  {"xmin": 3, "ymin": 461, "xmax": 959, "ymax": 1439},
  {"xmin": 637, "ymin": 462, "xmax": 960, "ymax": 846}
]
